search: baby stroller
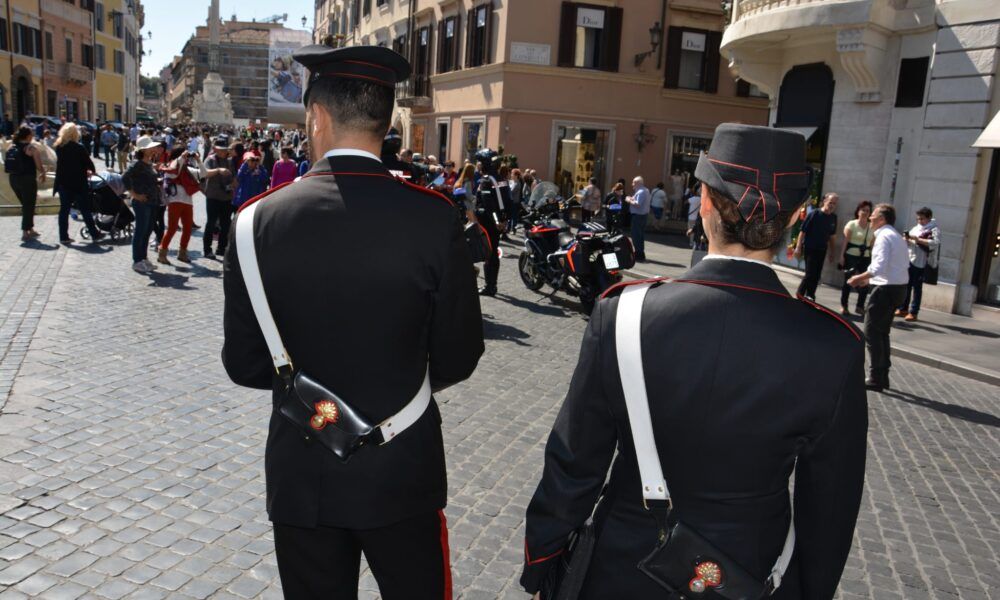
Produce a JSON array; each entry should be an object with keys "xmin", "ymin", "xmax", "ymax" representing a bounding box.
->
[{"xmin": 79, "ymin": 172, "xmax": 134, "ymax": 241}]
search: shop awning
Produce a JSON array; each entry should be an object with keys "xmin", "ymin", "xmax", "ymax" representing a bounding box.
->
[
  {"xmin": 776, "ymin": 126, "xmax": 818, "ymax": 141},
  {"xmin": 973, "ymin": 111, "xmax": 1000, "ymax": 148}
]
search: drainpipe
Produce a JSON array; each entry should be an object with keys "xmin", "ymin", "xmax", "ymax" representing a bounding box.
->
[
  {"xmin": 6, "ymin": 0, "xmax": 13, "ymax": 117},
  {"xmin": 657, "ymin": 0, "xmax": 667, "ymax": 70}
]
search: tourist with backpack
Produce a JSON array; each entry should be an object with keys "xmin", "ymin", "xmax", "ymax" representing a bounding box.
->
[{"xmin": 6, "ymin": 126, "xmax": 45, "ymax": 241}]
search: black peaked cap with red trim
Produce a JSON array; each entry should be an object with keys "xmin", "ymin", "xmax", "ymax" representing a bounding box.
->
[
  {"xmin": 694, "ymin": 123, "xmax": 813, "ymax": 223},
  {"xmin": 293, "ymin": 45, "xmax": 411, "ymax": 105}
]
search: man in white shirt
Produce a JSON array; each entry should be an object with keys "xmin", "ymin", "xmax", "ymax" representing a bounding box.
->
[{"xmin": 847, "ymin": 203, "xmax": 909, "ymax": 390}]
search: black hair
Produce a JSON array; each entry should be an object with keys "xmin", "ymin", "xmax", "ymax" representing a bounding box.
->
[
  {"xmin": 874, "ymin": 203, "xmax": 896, "ymax": 226},
  {"xmin": 308, "ymin": 77, "xmax": 394, "ymax": 138},
  {"xmin": 13, "ymin": 126, "xmax": 33, "ymax": 143},
  {"xmin": 916, "ymin": 206, "xmax": 933, "ymax": 219},
  {"xmin": 854, "ymin": 200, "xmax": 873, "ymax": 219},
  {"xmin": 706, "ymin": 185, "xmax": 796, "ymax": 251},
  {"xmin": 168, "ymin": 145, "xmax": 186, "ymax": 161}
]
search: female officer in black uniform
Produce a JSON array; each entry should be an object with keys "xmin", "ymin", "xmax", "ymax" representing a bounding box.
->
[{"xmin": 521, "ymin": 124, "xmax": 868, "ymax": 599}]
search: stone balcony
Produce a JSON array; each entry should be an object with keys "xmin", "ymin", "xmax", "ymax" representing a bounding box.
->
[
  {"xmin": 722, "ymin": 0, "xmax": 935, "ymax": 101},
  {"xmin": 45, "ymin": 62, "xmax": 94, "ymax": 85}
]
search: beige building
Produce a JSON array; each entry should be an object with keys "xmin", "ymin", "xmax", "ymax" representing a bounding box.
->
[
  {"xmin": 724, "ymin": 0, "xmax": 1000, "ymax": 315},
  {"xmin": 314, "ymin": 0, "xmax": 768, "ymax": 200}
]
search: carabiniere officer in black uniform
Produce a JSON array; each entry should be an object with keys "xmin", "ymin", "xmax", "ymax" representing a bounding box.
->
[
  {"xmin": 472, "ymin": 148, "xmax": 510, "ymax": 296},
  {"xmin": 222, "ymin": 45, "xmax": 484, "ymax": 599},
  {"xmin": 521, "ymin": 124, "xmax": 868, "ymax": 599}
]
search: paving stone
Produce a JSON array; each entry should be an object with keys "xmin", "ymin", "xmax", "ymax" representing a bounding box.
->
[{"xmin": 0, "ymin": 212, "xmax": 996, "ymax": 599}]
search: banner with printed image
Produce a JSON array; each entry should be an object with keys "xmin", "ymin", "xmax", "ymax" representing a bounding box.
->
[{"xmin": 268, "ymin": 29, "xmax": 312, "ymax": 124}]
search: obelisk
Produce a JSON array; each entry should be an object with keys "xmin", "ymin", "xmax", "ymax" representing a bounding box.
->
[{"xmin": 192, "ymin": 0, "xmax": 234, "ymax": 124}]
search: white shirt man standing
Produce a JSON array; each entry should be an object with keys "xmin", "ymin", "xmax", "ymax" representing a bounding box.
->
[{"xmin": 847, "ymin": 203, "xmax": 909, "ymax": 390}]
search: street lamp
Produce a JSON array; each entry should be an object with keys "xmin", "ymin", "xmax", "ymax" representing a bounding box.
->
[
  {"xmin": 302, "ymin": 16, "xmax": 308, "ymax": 28},
  {"xmin": 633, "ymin": 22, "xmax": 663, "ymax": 68}
]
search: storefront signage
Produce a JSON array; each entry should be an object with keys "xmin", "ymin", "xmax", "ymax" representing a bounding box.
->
[
  {"xmin": 510, "ymin": 42, "xmax": 551, "ymax": 66},
  {"xmin": 577, "ymin": 7, "xmax": 605, "ymax": 29},
  {"xmin": 682, "ymin": 31, "xmax": 706, "ymax": 52}
]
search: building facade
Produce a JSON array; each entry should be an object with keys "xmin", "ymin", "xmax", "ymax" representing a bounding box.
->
[
  {"xmin": 724, "ymin": 0, "xmax": 1000, "ymax": 314},
  {"xmin": 170, "ymin": 19, "xmax": 298, "ymax": 123},
  {"xmin": 39, "ymin": 0, "xmax": 95, "ymax": 122},
  {"xmin": 314, "ymin": 0, "xmax": 769, "ymax": 201},
  {"xmin": 94, "ymin": 0, "xmax": 124, "ymax": 121},
  {"xmin": 2, "ymin": 0, "xmax": 45, "ymax": 123}
]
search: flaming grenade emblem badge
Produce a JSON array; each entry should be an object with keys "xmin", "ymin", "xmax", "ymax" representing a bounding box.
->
[
  {"xmin": 310, "ymin": 400, "xmax": 340, "ymax": 430},
  {"xmin": 688, "ymin": 561, "xmax": 723, "ymax": 594}
]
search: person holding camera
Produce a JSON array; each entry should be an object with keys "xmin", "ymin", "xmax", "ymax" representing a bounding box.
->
[
  {"xmin": 897, "ymin": 207, "xmax": 941, "ymax": 322},
  {"xmin": 838, "ymin": 200, "xmax": 874, "ymax": 315},
  {"xmin": 202, "ymin": 137, "xmax": 236, "ymax": 259},
  {"xmin": 794, "ymin": 192, "xmax": 839, "ymax": 300}
]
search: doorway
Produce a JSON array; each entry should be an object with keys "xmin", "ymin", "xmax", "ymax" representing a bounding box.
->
[
  {"xmin": 774, "ymin": 63, "xmax": 835, "ymax": 266},
  {"xmin": 15, "ymin": 76, "xmax": 32, "ymax": 123},
  {"xmin": 552, "ymin": 123, "xmax": 613, "ymax": 200}
]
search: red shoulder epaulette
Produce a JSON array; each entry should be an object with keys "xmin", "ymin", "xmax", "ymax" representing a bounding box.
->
[
  {"xmin": 398, "ymin": 178, "xmax": 455, "ymax": 207},
  {"xmin": 797, "ymin": 295, "xmax": 862, "ymax": 341},
  {"xmin": 236, "ymin": 180, "xmax": 295, "ymax": 213},
  {"xmin": 600, "ymin": 277, "xmax": 667, "ymax": 299}
]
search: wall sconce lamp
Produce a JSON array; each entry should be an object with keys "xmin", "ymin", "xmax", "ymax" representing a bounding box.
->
[
  {"xmin": 633, "ymin": 21, "xmax": 663, "ymax": 68},
  {"xmin": 302, "ymin": 16, "xmax": 308, "ymax": 28},
  {"xmin": 635, "ymin": 122, "xmax": 657, "ymax": 153}
]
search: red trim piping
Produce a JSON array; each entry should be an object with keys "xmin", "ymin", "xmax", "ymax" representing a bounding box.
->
[
  {"xmin": 341, "ymin": 59, "xmax": 395, "ymax": 73},
  {"xmin": 313, "ymin": 71, "xmax": 394, "ymax": 87},
  {"xmin": 524, "ymin": 540, "xmax": 564, "ymax": 566},
  {"xmin": 400, "ymin": 179, "xmax": 456, "ymax": 206},
  {"xmin": 797, "ymin": 294, "xmax": 862, "ymax": 341},
  {"xmin": 600, "ymin": 276, "xmax": 667, "ymax": 299},
  {"xmin": 478, "ymin": 223, "xmax": 493, "ymax": 254},
  {"xmin": 236, "ymin": 180, "xmax": 295, "ymax": 213},
  {"xmin": 439, "ymin": 510, "xmax": 453, "ymax": 600}
]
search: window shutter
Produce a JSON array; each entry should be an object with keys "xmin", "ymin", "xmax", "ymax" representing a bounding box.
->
[
  {"xmin": 664, "ymin": 27, "xmax": 682, "ymax": 88},
  {"xmin": 557, "ymin": 2, "xmax": 575, "ymax": 68},
  {"xmin": 465, "ymin": 9, "xmax": 474, "ymax": 68},
  {"xmin": 452, "ymin": 17, "xmax": 461, "ymax": 69},
  {"xmin": 437, "ymin": 19, "xmax": 445, "ymax": 72},
  {"xmin": 704, "ymin": 31, "xmax": 722, "ymax": 94},
  {"xmin": 601, "ymin": 7, "xmax": 622, "ymax": 72},
  {"xmin": 427, "ymin": 24, "xmax": 434, "ymax": 77},
  {"xmin": 736, "ymin": 80, "xmax": 751, "ymax": 97},
  {"xmin": 483, "ymin": 3, "xmax": 493, "ymax": 64}
]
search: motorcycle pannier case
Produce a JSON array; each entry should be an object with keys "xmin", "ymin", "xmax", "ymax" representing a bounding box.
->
[{"xmin": 606, "ymin": 234, "xmax": 636, "ymax": 270}]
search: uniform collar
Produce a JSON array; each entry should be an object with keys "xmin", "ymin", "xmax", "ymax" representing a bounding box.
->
[
  {"xmin": 323, "ymin": 148, "xmax": 381, "ymax": 162},
  {"xmin": 681, "ymin": 254, "xmax": 790, "ymax": 297},
  {"xmin": 308, "ymin": 153, "xmax": 393, "ymax": 177}
]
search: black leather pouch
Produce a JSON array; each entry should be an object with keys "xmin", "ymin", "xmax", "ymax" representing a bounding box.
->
[
  {"xmin": 539, "ymin": 517, "xmax": 598, "ymax": 600},
  {"xmin": 277, "ymin": 371, "xmax": 376, "ymax": 462},
  {"xmin": 638, "ymin": 521, "xmax": 767, "ymax": 600}
]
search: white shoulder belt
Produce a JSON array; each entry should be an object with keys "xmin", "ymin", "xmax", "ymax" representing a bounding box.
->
[
  {"xmin": 615, "ymin": 283, "xmax": 796, "ymax": 591},
  {"xmin": 234, "ymin": 200, "xmax": 431, "ymax": 443}
]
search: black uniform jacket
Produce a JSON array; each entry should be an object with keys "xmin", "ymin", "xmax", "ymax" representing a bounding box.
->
[
  {"xmin": 222, "ymin": 154, "xmax": 484, "ymax": 529},
  {"xmin": 522, "ymin": 257, "xmax": 868, "ymax": 599}
]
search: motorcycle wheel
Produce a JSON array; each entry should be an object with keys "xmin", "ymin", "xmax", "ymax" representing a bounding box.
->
[{"xmin": 518, "ymin": 251, "xmax": 545, "ymax": 291}]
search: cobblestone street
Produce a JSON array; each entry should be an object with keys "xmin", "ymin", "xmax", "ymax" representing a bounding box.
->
[{"xmin": 0, "ymin": 211, "xmax": 997, "ymax": 599}]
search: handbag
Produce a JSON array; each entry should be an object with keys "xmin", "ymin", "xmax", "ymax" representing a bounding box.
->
[
  {"xmin": 616, "ymin": 283, "xmax": 796, "ymax": 599},
  {"xmin": 234, "ymin": 193, "xmax": 432, "ymax": 462}
]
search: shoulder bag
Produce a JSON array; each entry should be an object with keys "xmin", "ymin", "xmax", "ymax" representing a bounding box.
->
[{"xmin": 234, "ymin": 194, "xmax": 432, "ymax": 462}]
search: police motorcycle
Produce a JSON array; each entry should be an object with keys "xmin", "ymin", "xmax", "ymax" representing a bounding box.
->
[{"xmin": 518, "ymin": 182, "xmax": 636, "ymax": 313}]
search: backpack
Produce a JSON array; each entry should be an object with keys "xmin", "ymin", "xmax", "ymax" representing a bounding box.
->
[{"xmin": 4, "ymin": 143, "xmax": 30, "ymax": 175}]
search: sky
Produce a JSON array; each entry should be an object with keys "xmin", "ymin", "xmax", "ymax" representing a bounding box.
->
[{"xmin": 140, "ymin": 0, "xmax": 314, "ymax": 77}]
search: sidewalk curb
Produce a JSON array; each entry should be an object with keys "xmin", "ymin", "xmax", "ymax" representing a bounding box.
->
[
  {"xmin": 890, "ymin": 343, "xmax": 1000, "ymax": 387},
  {"xmin": 623, "ymin": 267, "xmax": 1000, "ymax": 387}
]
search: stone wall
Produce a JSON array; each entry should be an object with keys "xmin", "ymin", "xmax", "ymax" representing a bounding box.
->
[{"xmin": 910, "ymin": 19, "xmax": 998, "ymax": 311}]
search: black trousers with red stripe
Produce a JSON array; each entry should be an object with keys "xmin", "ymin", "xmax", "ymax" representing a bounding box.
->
[{"xmin": 273, "ymin": 510, "xmax": 452, "ymax": 600}]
